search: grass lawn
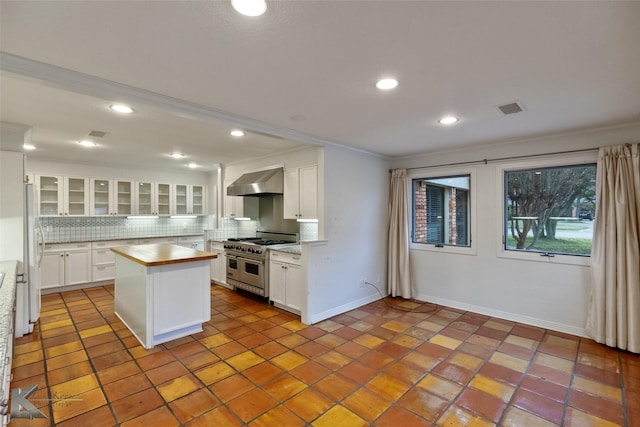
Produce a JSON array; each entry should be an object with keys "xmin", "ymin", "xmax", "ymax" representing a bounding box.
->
[{"xmin": 507, "ymin": 236, "xmax": 592, "ymax": 255}]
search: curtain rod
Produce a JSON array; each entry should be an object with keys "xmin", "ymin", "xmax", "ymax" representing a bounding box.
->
[{"xmin": 391, "ymin": 147, "xmax": 599, "ymax": 172}]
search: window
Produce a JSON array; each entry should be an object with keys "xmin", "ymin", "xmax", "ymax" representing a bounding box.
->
[
  {"xmin": 413, "ymin": 174, "xmax": 471, "ymax": 247},
  {"xmin": 504, "ymin": 163, "xmax": 596, "ymax": 257}
]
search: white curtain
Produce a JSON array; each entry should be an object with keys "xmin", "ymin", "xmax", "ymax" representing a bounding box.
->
[
  {"xmin": 587, "ymin": 143, "xmax": 640, "ymax": 353},
  {"xmin": 388, "ymin": 169, "xmax": 412, "ymax": 298}
]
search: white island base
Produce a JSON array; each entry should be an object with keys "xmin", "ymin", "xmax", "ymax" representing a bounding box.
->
[{"xmin": 113, "ymin": 246, "xmax": 213, "ymax": 349}]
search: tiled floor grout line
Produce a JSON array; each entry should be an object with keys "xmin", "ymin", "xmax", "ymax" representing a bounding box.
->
[
  {"xmin": 21, "ymin": 285, "xmax": 636, "ymax": 426},
  {"xmin": 34, "ymin": 321, "xmax": 55, "ymax": 423},
  {"xmin": 68, "ymin": 289, "xmax": 121, "ymax": 425},
  {"xmin": 95, "ymin": 286, "xmax": 222, "ymax": 426}
]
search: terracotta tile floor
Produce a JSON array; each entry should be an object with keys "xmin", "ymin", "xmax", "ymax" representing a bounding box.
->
[{"xmin": 10, "ymin": 284, "xmax": 640, "ymax": 426}]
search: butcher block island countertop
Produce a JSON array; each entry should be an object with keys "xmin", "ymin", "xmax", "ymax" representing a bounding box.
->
[
  {"xmin": 111, "ymin": 243, "xmax": 216, "ymax": 266},
  {"xmin": 111, "ymin": 243, "xmax": 217, "ymax": 349}
]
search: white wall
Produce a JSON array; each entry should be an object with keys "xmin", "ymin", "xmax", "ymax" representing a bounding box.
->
[
  {"xmin": 304, "ymin": 145, "xmax": 391, "ymax": 323},
  {"xmin": 0, "ymin": 150, "xmax": 26, "ymax": 262},
  {"xmin": 391, "ymin": 123, "xmax": 640, "ymax": 336}
]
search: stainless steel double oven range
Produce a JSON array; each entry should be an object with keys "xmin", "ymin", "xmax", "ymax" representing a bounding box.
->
[{"xmin": 224, "ymin": 231, "xmax": 298, "ymax": 297}]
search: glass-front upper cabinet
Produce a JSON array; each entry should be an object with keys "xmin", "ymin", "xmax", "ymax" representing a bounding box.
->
[
  {"xmin": 37, "ymin": 175, "xmax": 62, "ymax": 216},
  {"xmin": 156, "ymin": 183, "xmax": 172, "ymax": 215},
  {"xmin": 135, "ymin": 182, "xmax": 172, "ymax": 215},
  {"xmin": 91, "ymin": 179, "xmax": 111, "ymax": 215},
  {"xmin": 90, "ymin": 179, "xmax": 133, "ymax": 215},
  {"xmin": 136, "ymin": 182, "xmax": 153, "ymax": 215},
  {"xmin": 37, "ymin": 175, "xmax": 89, "ymax": 216},
  {"xmin": 174, "ymin": 184, "xmax": 205, "ymax": 215},
  {"xmin": 191, "ymin": 185, "xmax": 204, "ymax": 215},
  {"xmin": 116, "ymin": 180, "xmax": 133, "ymax": 215},
  {"xmin": 175, "ymin": 184, "xmax": 188, "ymax": 215},
  {"xmin": 66, "ymin": 177, "xmax": 89, "ymax": 216}
]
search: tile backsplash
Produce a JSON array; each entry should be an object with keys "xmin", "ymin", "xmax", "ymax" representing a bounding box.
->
[
  {"xmin": 41, "ymin": 216, "xmax": 319, "ymax": 244},
  {"xmin": 40, "ymin": 216, "xmax": 207, "ymax": 243},
  {"xmin": 299, "ymin": 222, "xmax": 318, "ymax": 241}
]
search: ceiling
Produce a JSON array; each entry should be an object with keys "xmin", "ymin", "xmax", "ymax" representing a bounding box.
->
[{"xmin": 1, "ymin": 1, "xmax": 639, "ymax": 173}]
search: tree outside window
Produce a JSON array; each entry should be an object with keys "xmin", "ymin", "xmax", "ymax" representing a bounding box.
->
[{"xmin": 505, "ymin": 164, "xmax": 596, "ymax": 256}]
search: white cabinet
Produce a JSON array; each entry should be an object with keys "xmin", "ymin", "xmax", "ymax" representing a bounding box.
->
[
  {"xmin": 208, "ymin": 241, "xmax": 227, "ymax": 286},
  {"xmin": 223, "ymin": 178, "xmax": 244, "ymax": 218},
  {"xmin": 138, "ymin": 236, "xmax": 178, "ymax": 245},
  {"xmin": 283, "ymin": 165, "xmax": 318, "ymax": 220},
  {"xmin": 90, "ymin": 179, "xmax": 135, "ymax": 216},
  {"xmin": 136, "ymin": 182, "xmax": 173, "ymax": 215},
  {"xmin": 175, "ymin": 184, "xmax": 206, "ymax": 215},
  {"xmin": 178, "ymin": 236, "xmax": 204, "ymax": 250},
  {"xmin": 269, "ymin": 250, "xmax": 302, "ymax": 314},
  {"xmin": 223, "ymin": 179, "xmax": 258, "ymax": 219},
  {"xmin": 41, "ymin": 242, "xmax": 91, "ymax": 289},
  {"xmin": 92, "ymin": 239, "xmax": 138, "ymax": 282},
  {"xmin": 37, "ymin": 175, "xmax": 89, "ymax": 216},
  {"xmin": 155, "ymin": 183, "xmax": 173, "ymax": 215}
]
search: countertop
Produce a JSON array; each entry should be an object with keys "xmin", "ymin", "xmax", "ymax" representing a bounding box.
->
[
  {"xmin": 0, "ymin": 261, "xmax": 18, "ymax": 404},
  {"xmin": 268, "ymin": 244, "xmax": 302, "ymax": 255},
  {"xmin": 46, "ymin": 234, "xmax": 204, "ymax": 245},
  {"xmin": 111, "ymin": 243, "xmax": 217, "ymax": 267},
  {"xmin": 208, "ymin": 240, "xmax": 302, "ymax": 255}
]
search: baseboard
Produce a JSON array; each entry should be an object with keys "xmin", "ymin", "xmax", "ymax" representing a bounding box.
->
[
  {"xmin": 308, "ymin": 291, "xmax": 382, "ymax": 324},
  {"xmin": 414, "ymin": 292, "xmax": 588, "ymax": 338},
  {"xmin": 41, "ymin": 280, "xmax": 113, "ymax": 295}
]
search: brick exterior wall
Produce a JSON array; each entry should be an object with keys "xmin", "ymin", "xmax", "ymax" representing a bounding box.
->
[
  {"xmin": 414, "ymin": 182, "xmax": 457, "ymax": 245},
  {"xmin": 448, "ymin": 187, "xmax": 457, "ymax": 245},
  {"xmin": 415, "ymin": 181, "xmax": 427, "ymax": 243}
]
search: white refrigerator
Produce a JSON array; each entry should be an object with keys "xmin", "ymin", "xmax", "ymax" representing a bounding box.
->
[
  {"xmin": 0, "ymin": 150, "xmax": 43, "ymax": 338},
  {"xmin": 15, "ymin": 183, "xmax": 44, "ymax": 337}
]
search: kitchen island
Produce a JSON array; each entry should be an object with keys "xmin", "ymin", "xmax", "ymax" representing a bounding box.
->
[{"xmin": 111, "ymin": 244, "xmax": 216, "ymax": 349}]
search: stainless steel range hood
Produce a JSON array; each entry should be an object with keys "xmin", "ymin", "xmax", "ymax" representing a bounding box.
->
[{"xmin": 227, "ymin": 167, "xmax": 284, "ymax": 197}]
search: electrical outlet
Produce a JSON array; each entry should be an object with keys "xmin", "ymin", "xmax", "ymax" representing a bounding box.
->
[{"xmin": 359, "ymin": 279, "xmax": 366, "ymax": 288}]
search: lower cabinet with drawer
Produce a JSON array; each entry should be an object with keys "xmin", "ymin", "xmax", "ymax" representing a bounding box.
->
[
  {"xmin": 269, "ymin": 250, "xmax": 302, "ymax": 315},
  {"xmin": 208, "ymin": 241, "xmax": 228, "ymax": 287},
  {"xmin": 92, "ymin": 239, "xmax": 138, "ymax": 282},
  {"xmin": 41, "ymin": 242, "xmax": 92, "ymax": 289},
  {"xmin": 177, "ymin": 235, "xmax": 204, "ymax": 251},
  {"xmin": 138, "ymin": 236, "xmax": 178, "ymax": 245}
]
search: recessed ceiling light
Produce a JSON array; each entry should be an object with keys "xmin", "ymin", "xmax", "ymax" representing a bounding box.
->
[
  {"xmin": 438, "ymin": 116, "xmax": 459, "ymax": 125},
  {"xmin": 230, "ymin": 130, "xmax": 245, "ymax": 137},
  {"xmin": 170, "ymin": 153, "xmax": 185, "ymax": 158},
  {"xmin": 23, "ymin": 143, "xmax": 36, "ymax": 150},
  {"xmin": 376, "ymin": 78, "xmax": 399, "ymax": 90},
  {"xmin": 231, "ymin": 0, "xmax": 267, "ymax": 16},
  {"xmin": 110, "ymin": 104, "xmax": 134, "ymax": 114},
  {"xmin": 78, "ymin": 140, "xmax": 97, "ymax": 147},
  {"xmin": 188, "ymin": 163, "xmax": 198, "ymax": 168}
]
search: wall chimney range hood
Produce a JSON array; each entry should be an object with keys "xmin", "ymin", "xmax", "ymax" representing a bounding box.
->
[{"xmin": 227, "ymin": 167, "xmax": 284, "ymax": 197}]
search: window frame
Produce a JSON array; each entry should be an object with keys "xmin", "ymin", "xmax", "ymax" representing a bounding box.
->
[
  {"xmin": 496, "ymin": 153, "xmax": 596, "ymax": 266},
  {"xmin": 409, "ymin": 166, "xmax": 477, "ymax": 256}
]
